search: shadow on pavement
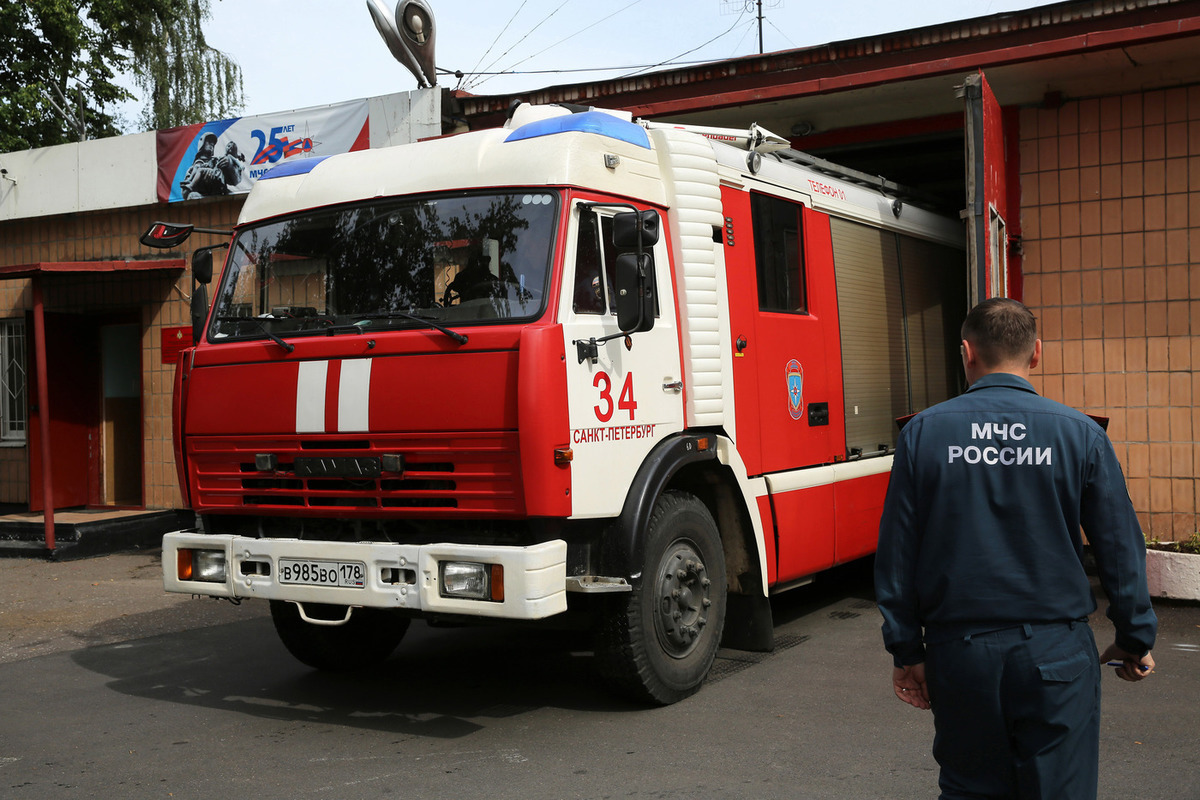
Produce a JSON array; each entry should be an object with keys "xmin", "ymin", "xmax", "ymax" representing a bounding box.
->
[
  {"xmin": 69, "ymin": 557, "xmax": 880, "ymax": 736},
  {"xmin": 71, "ymin": 610, "xmax": 632, "ymax": 737}
]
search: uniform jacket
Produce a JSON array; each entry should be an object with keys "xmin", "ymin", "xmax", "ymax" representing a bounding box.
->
[{"xmin": 875, "ymin": 372, "xmax": 1157, "ymax": 667}]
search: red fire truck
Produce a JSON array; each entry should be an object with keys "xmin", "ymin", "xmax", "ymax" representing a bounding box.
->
[{"xmin": 149, "ymin": 103, "xmax": 965, "ymax": 704}]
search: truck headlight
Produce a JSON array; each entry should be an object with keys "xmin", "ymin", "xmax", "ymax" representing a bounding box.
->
[
  {"xmin": 439, "ymin": 561, "xmax": 504, "ymax": 602},
  {"xmin": 178, "ymin": 548, "xmax": 227, "ymax": 583}
]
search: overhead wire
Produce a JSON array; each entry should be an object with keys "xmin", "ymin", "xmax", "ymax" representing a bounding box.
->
[
  {"xmin": 473, "ymin": 0, "xmax": 645, "ymax": 90},
  {"xmin": 765, "ymin": 17, "xmax": 798, "ymax": 50},
  {"xmin": 468, "ymin": 0, "xmax": 572, "ymax": 90},
  {"xmin": 447, "ymin": 56, "xmax": 740, "ymax": 80},
  {"xmin": 443, "ymin": 2, "xmax": 779, "ymax": 91},
  {"xmin": 465, "ymin": 0, "xmax": 531, "ymax": 90},
  {"xmin": 619, "ymin": 6, "xmax": 749, "ymax": 79},
  {"xmin": 728, "ymin": 18, "xmax": 758, "ymax": 57}
]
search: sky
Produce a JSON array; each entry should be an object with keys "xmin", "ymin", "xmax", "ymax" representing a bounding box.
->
[{"xmin": 120, "ymin": 0, "xmax": 1056, "ymax": 123}]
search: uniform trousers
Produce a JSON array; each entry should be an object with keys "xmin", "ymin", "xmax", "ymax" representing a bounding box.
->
[{"xmin": 924, "ymin": 619, "xmax": 1100, "ymax": 800}]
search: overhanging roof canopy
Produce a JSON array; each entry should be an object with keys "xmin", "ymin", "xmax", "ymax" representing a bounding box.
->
[{"xmin": 0, "ymin": 259, "xmax": 186, "ymax": 280}]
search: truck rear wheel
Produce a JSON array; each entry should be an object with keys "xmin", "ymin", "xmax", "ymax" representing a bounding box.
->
[
  {"xmin": 595, "ymin": 491, "xmax": 727, "ymax": 705},
  {"xmin": 269, "ymin": 600, "xmax": 410, "ymax": 672}
]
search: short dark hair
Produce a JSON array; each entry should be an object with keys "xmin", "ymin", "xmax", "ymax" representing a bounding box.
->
[{"xmin": 961, "ymin": 298, "xmax": 1038, "ymax": 367}]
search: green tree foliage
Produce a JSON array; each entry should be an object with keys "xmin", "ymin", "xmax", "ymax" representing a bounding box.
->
[
  {"xmin": 131, "ymin": 0, "xmax": 244, "ymax": 131},
  {"xmin": 0, "ymin": 0, "xmax": 243, "ymax": 153}
]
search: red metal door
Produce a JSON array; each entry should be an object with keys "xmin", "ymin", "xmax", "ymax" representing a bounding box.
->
[
  {"xmin": 724, "ymin": 188, "xmax": 843, "ymax": 475},
  {"xmin": 28, "ymin": 313, "xmax": 100, "ymax": 511},
  {"xmin": 723, "ymin": 186, "xmax": 845, "ymax": 584},
  {"xmin": 963, "ymin": 69, "xmax": 1009, "ymax": 302}
]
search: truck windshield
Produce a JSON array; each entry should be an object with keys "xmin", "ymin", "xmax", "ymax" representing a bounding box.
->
[{"xmin": 208, "ymin": 191, "xmax": 558, "ymax": 342}]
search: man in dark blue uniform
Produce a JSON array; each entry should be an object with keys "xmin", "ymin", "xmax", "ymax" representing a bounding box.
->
[{"xmin": 875, "ymin": 298, "xmax": 1157, "ymax": 799}]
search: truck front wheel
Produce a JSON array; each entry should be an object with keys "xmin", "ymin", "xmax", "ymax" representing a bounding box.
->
[
  {"xmin": 595, "ymin": 491, "xmax": 727, "ymax": 704},
  {"xmin": 269, "ymin": 600, "xmax": 410, "ymax": 672}
]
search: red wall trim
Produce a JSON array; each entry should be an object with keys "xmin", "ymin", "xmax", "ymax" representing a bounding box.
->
[
  {"xmin": 1003, "ymin": 106, "xmax": 1024, "ymax": 302},
  {"xmin": 627, "ymin": 17, "xmax": 1200, "ymax": 118}
]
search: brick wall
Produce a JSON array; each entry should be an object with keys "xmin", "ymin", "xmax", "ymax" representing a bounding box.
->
[
  {"xmin": 1020, "ymin": 86, "xmax": 1200, "ymax": 541},
  {"xmin": 0, "ymin": 197, "xmax": 242, "ymax": 510}
]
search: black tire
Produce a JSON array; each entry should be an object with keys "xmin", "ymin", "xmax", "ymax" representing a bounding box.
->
[
  {"xmin": 595, "ymin": 490, "xmax": 727, "ymax": 705},
  {"xmin": 269, "ymin": 600, "xmax": 410, "ymax": 672}
]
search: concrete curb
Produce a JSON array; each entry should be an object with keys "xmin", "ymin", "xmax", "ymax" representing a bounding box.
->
[
  {"xmin": 0, "ymin": 510, "xmax": 195, "ymax": 561},
  {"xmin": 1146, "ymin": 548, "xmax": 1200, "ymax": 601}
]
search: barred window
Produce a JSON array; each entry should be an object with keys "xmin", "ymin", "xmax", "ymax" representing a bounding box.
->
[{"xmin": 0, "ymin": 319, "xmax": 26, "ymax": 442}]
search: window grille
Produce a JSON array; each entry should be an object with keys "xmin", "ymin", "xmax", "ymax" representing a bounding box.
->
[{"xmin": 0, "ymin": 319, "xmax": 27, "ymax": 442}]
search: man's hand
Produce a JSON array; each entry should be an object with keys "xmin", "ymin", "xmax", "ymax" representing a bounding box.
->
[
  {"xmin": 1099, "ymin": 642, "xmax": 1155, "ymax": 682},
  {"xmin": 892, "ymin": 663, "xmax": 931, "ymax": 709}
]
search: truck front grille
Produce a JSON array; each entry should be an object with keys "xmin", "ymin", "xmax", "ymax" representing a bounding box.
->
[{"xmin": 189, "ymin": 433, "xmax": 522, "ymax": 517}]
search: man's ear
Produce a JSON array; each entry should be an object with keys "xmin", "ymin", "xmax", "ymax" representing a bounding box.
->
[
  {"xmin": 961, "ymin": 339, "xmax": 975, "ymax": 368},
  {"xmin": 1029, "ymin": 339, "xmax": 1042, "ymax": 370}
]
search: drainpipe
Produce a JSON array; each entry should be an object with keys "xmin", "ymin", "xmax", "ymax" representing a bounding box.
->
[{"xmin": 32, "ymin": 277, "xmax": 54, "ymax": 551}]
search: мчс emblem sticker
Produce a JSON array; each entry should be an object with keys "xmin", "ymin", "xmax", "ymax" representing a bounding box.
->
[{"xmin": 786, "ymin": 359, "xmax": 804, "ymax": 420}]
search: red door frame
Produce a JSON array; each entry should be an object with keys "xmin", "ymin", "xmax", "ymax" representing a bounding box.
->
[
  {"xmin": 28, "ymin": 310, "xmax": 101, "ymax": 513},
  {"xmin": 964, "ymin": 69, "xmax": 1009, "ymax": 302}
]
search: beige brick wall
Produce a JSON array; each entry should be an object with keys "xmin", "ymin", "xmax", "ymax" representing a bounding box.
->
[
  {"xmin": 0, "ymin": 197, "xmax": 242, "ymax": 510},
  {"xmin": 1020, "ymin": 86, "xmax": 1200, "ymax": 541}
]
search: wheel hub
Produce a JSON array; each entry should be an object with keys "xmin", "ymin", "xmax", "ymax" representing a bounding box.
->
[{"xmin": 654, "ymin": 542, "xmax": 712, "ymax": 658}]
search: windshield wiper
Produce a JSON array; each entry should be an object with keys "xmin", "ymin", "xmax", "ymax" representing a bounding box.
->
[
  {"xmin": 214, "ymin": 316, "xmax": 295, "ymax": 353},
  {"xmin": 353, "ymin": 311, "xmax": 468, "ymax": 345}
]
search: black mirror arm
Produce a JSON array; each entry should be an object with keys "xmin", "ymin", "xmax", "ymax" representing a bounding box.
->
[
  {"xmin": 577, "ymin": 201, "xmax": 638, "ymax": 214},
  {"xmin": 573, "ymin": 329, "xmax": 632, "ymax": 364},
  {"xmin": 193, "ymin": 243, "xmax": 229, "ymax": 268}
]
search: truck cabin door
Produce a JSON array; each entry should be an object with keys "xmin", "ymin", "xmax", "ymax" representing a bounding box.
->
[{"xmin": 559, "ymin": 200, "xmax": 685, "ymax": 519}]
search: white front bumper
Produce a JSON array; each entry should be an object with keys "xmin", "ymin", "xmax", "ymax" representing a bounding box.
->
[{"xmin": 162, "ymin": 532, "xmax": 567, "ymax": 620}]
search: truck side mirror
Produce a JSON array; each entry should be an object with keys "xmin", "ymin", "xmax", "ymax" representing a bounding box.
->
[
  {"xmin": 612, "ymin": 209, "xmax": 660, "ymax": 249},
  {"xmin": 192, "ymin": 248, "xmax": 214, "ymax": 285},
  {"xmin": 615, "ymin": 252, "xmax": 655, "ymax": 333},
  {"xmin": 140, "ymin": 222, "xmax": 194, "ymax": 249},
  {"xmin": 611, "ymin": 208, "xmax": 660, "ymax": 335},
  {"xmin": 191, "ymin": 284, "xmax": 209, "ymax": 345}
]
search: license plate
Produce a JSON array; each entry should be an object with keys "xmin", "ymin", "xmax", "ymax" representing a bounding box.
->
[{"xmin": 278, "ymin": 558, "xmax": 366, "ymax": 588}]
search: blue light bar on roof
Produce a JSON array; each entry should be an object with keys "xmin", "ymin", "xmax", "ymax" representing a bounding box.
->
[
  {"xmin": 504, "ymin": 111, "xmax": 651, "ymax": 150},
  {"xmin": 260, "ymin": 156, "xmax": 331, "ymax": 180}
]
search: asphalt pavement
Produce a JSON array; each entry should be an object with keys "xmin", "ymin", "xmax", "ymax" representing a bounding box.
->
[{"xmin": 1, "ymin": 551, "xmax": 1197, "ymax": 799}]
